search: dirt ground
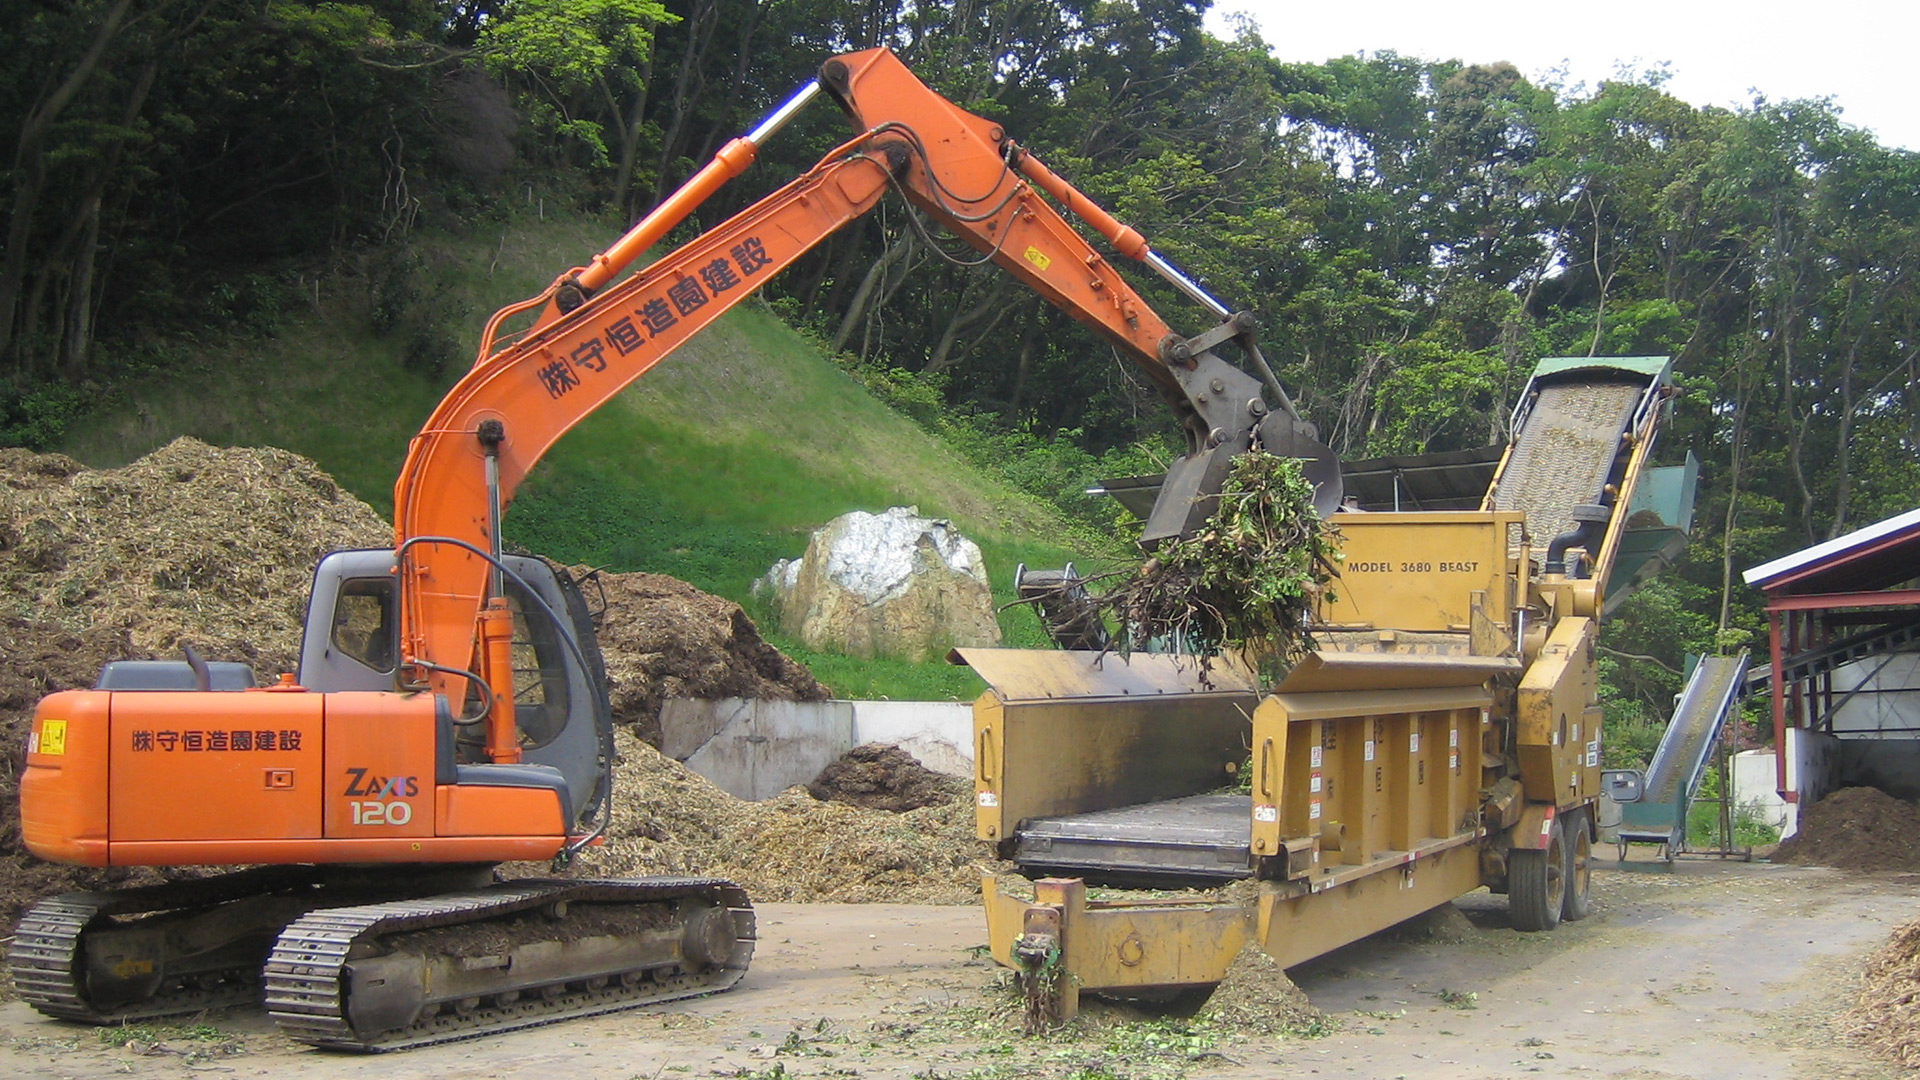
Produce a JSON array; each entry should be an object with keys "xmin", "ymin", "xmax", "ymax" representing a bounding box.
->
[{"xmin": 2, "ymin": 859, "xmax": 1915, "ymax": 1080}]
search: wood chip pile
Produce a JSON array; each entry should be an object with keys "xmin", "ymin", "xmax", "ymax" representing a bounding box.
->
[
  {"xmin": 571, "ymin": 732, "xmax": 993, "ymax": 904},
  {"xmin": 1197, "ymin": 943, "xmax": 1325, "ymax": 1032},
  {"xmin": 1839, "ymin": 918, "xmax": 1920, "ymax": 1070},
  {"xmin": 1770, "ymin": 786, "xmax": 1920, "ymax": 872},
  {"xmin": 1, "ymin": 438, "xmax": 390, "ymax": 675},
  {"xmin": 0, "ymin": 438, "xmax": 973, "ymax": 931},
  {"xmin": 586, "ymin": 570, "xmax": 826, "ymax": 744},
  {"xmin": 808, "ymin": 742, "xmax": 969, "ymax": 811},
  {"xmin": 0, "ymin": 438, "xmax": 392, "ymax": 924}
]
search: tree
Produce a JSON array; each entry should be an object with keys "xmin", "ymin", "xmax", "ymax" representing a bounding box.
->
[{"xmin": 479, "ymin": 0, "xmax": 678, "ymax": 213}]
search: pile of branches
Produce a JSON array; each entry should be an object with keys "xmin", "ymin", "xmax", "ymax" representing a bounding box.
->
[{"xmin": 1099, "ymin": 450, "xmax": 1340, "ymax": 682}]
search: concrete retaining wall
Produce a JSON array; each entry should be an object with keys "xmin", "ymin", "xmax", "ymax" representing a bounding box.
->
[
  {"xmin": 659, "ymin": 697, "xmax": 974, "ymax": 800},
  {"xmin": 1731, "ymin": 749, "xmax": 1792, "ymax": 836},
  {"xmin": 1730, "ymin": 728, "xmax": 1846, "ymax": 839}
]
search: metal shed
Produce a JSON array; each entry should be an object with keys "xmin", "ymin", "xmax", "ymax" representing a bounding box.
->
[{"xmin": 1743, "ymin": 508, "xmax": 1920, "ymax": 812}]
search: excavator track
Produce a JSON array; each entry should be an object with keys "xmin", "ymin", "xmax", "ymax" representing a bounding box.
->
[
  {"xmin": 263, "ymin": 877, "xmax": 754, "ymax": 1051},
  {"xmin": 9, "ymin": 866, "xmax": 341, "ymax": 1023}
]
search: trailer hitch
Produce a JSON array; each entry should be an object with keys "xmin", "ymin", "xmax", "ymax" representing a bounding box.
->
[{"xmin": 1013, "ymin": 904, "xmax": 1067, "ymax": 1034}]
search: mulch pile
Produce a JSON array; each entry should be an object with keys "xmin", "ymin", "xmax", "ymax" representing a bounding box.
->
[
  {"xmin": 575, "ymin": 731, "xmax": 993, "ymax": 904},
  {"xmin": 1198, "ymin": 944, "xmax": 1325, "ymax": 1032},
  {"xmin": 0, "ymin": 438, "xmax": 394, "ymax": 924},
  {"xmin": 0, "ymin": 439, "xmax": 971, "ymax": 931},
  {"xmin": 1765, "ymin": 780, "xmax": 1920, "ymax": 1074},
  {"xmin": 1838, "ymin": 918, "xmax": 1920, "ymax": 1069},
  {"xmin": 587, "ymin": 570, "xmax": 826, "ymax": 744},
  {"xmin": 1770, "ymin": 786, "xmax": 1920, "ymax": 872},
  {"xmin": 808, "ymin": 742, "xmax": 969, "ymax": 811},
  {"xmin": 0, "ymin": 439, "xmax": 391, "ymax": 675}
]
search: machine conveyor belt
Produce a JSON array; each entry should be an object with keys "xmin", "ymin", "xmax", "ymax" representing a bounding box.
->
[
  {"xmin": 1012, "ymin": 794, "xmax": 1255, "ymax": 886},
  {"xmin": 1619, "ymin": 653, "xmax": 1750, "ymax": 852},
  {"xmin": 1494, "ymin": 378, "xmax": 1647, "ymax": 546}
]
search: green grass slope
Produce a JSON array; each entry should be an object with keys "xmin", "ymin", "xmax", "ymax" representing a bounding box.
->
[{"xmin": 59, "ymin": 217, "xmax": 1103, "ymax": 699}]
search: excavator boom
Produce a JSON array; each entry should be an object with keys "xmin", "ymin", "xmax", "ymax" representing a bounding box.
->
[
  {"xmin": 393, "ymin": 130, "xmax": 906, "ymax": 699},
  {"xmin": 392, "ymin": 47, "xmax": 1336, "ymax": 698}
]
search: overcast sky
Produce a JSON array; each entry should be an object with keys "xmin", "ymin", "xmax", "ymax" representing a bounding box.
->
[{"xmin": 1208, "ymin": 0, "xmax": 1918, "ymax": 151}]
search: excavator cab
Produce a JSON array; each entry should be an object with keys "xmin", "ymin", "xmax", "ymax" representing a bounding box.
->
[{"xmin": 298, "ymin": 549, "xmax": 613, "ymax": 834}]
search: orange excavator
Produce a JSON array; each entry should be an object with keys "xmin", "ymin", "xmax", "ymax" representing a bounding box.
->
[{"xmin": 11, "ymin": 48, "xmax": 1336, "ymax": 1048}]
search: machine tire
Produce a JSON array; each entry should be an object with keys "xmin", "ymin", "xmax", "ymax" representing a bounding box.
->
[
  {"xmin": 1561, "ymin": 808, "xmax": 1593, "ymax": 922},
  {"xmin": 1508, "ymin": 816, "xmax": 1567, "ymax": 932}
]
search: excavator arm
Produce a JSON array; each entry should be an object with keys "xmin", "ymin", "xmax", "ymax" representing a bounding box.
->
[
  {"xmin": 392, "ymin": 128, "xmax": 908, "ymax": 707},
  {"xmin": 391, "ymin": 47, "xmax": 1337, "ymax": 713}
]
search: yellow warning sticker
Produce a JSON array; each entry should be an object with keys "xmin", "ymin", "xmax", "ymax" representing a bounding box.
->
[
  {"xmin": 39, "ymin": 719, "xmax": 67, "ymax": 756},
  {"xmin": 1023, "ymin": 246, "xmax": 1051, "ymax": 271}
]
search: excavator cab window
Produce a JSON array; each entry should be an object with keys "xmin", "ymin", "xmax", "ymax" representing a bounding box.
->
[
  {"xmin": 452, "ymin": 567, "xmax": 584, "ymax": 760},
  {"xmin": 502, "ymin": 575, "xmax": 570, "ymax": 750},
  {"xmin": 331, "ymin": 577, "xmax": 395, "ymax": 673}
]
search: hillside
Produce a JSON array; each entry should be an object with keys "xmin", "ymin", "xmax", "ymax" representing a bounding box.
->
[{"xmin": 56, "ymin": 217, "xmax": 1107, "ymax": 697}]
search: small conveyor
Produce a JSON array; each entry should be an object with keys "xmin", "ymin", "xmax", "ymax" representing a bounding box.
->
[{"xmin": 1618, "ymin": 653, "xmax": 1750, "ymax": 856}]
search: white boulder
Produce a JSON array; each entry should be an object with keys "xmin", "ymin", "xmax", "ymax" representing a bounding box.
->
[{"xmin": 756, "ymin": 507, "xmax": 1001, "ymax": 662}]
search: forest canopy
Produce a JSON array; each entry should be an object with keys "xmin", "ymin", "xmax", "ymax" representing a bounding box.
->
[{"xmin": 4, "ymin": 0, "xmax": 1917, "ymax": 716}]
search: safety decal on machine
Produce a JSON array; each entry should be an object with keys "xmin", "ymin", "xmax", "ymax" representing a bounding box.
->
[
  {"xmin": 977, "ymin": 792, "xmax": 999, "ymax": 807},
  {"xmin": 33, "ymin": 719, "xmax": 65, "ymax": 755}
]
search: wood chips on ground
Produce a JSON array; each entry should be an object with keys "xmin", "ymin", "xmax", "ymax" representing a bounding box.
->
[
  {"xmin": 1198, "ymin": 943, "xmax": 1325, "ymax": 1032},
  {"xmin": 1837, "ymin": 917, "xmax": 1920, "ymax": 1069},
  {"xmin": 571, "ymin": 731, "xmax": 996, "ymax": 904}
]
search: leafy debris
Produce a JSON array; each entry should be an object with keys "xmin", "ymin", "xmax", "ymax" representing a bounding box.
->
[{"xmin": 1097, "ymin": 450, "xmax": 1340, "ymax": 683}]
